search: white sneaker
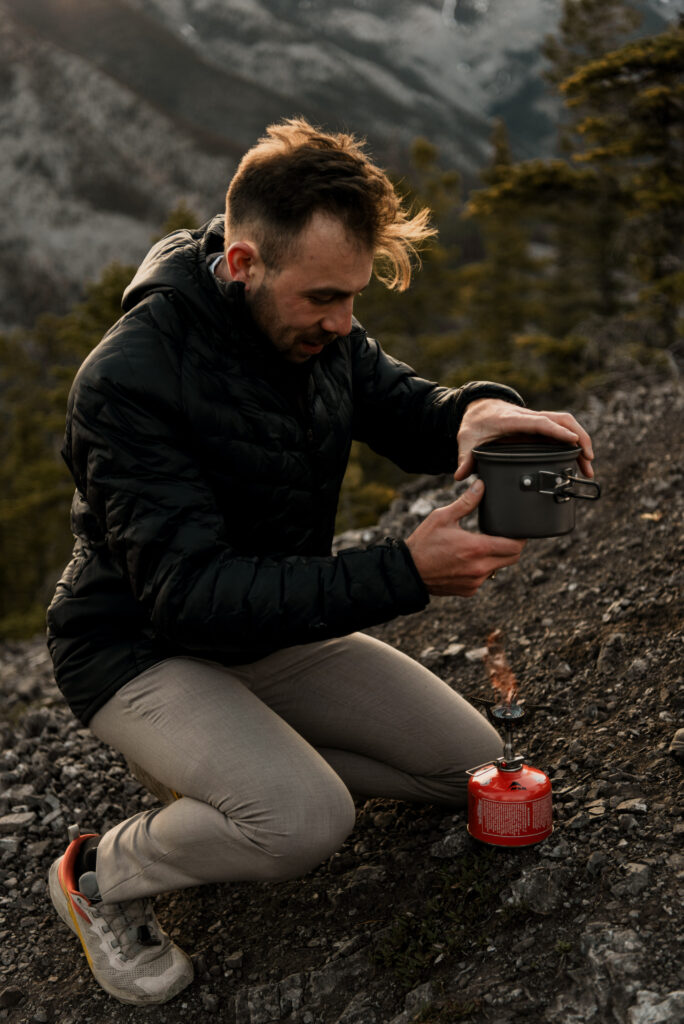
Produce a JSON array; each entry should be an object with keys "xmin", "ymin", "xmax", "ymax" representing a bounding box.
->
[{"xmin": 48, "ymin": 827, "xmax": 194, "ymax": 1005}]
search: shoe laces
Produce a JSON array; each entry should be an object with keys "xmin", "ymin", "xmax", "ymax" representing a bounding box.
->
[{"xmin": 93, "ymin": 897, "xmax": 163, "ymax": 960}]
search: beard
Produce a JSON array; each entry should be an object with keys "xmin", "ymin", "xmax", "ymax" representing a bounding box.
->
[{"xmin": 247, "ymin": 278, "xmax": 336, "ymax": 362}]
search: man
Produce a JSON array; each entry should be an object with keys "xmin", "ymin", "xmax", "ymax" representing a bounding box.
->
[{"xmin": 46, "ymin": 118, "xmax": 594, "ymax": 1005}]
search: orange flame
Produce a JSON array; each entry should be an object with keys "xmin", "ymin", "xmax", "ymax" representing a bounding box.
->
[{"xmin": 484, "ymin": 629, "xmax": 518, "ymax": 705}]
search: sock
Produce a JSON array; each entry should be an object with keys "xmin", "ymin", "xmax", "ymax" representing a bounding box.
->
[{"xmin": 74, "ymin": 836, "xmax": 100, "ymax": 892}]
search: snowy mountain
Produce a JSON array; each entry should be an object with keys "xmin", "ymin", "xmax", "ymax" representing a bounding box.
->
[{"xmin": 0, "ymin": 0, "xmax": 673, "ymax": 327}]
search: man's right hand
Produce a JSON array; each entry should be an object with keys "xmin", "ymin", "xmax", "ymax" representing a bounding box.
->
[{"xmin": 404, "ymin": 479, "xmax": 525, "ymax": 596}]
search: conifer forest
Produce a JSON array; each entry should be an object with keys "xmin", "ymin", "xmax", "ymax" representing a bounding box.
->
[{"xmin": 1, "ymin": 1, "xmax": 682, "ymax": 639}]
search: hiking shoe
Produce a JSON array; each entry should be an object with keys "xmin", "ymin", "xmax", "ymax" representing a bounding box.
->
[{"xmin": 48, "ymin": 826, "xmax": 194, "ymax": 1005}]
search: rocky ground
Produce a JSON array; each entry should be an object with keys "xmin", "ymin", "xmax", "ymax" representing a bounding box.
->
[{"xmin": 0, "ymin": 369, "xmax": 682, "ymax": 1024}]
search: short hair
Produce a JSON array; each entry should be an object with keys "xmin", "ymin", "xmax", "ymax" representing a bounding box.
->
[{"xmin": 225, "ymin": 117, "xmax": 436, "ymax": 291}]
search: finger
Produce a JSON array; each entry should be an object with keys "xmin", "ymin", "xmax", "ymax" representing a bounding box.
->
[
  {"xmin": 453, "ymin": 452, "xmax": 474, "ymax": 481},
  {"xmin": 481, "ymin": 538, "xmax": 526, "ymax": 559},
  {"xmin": 577, "ymin": 454, "xmax": 594, "ymax": 479},
  {"xmin": 539, "ymin": 411, "xmax": 595, "ymax": 463},
  {"xmin": 447, "ymin": 477, "xmax": 484, "ymax": 516},
  {"xmin": 511, "ymin": 412, "xmax": 580, "ymax": 445}
]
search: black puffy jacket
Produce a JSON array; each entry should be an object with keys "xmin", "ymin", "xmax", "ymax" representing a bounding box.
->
[{"xmin": 47, "ymin": 216, "xmax": 524, "ymax": 724}]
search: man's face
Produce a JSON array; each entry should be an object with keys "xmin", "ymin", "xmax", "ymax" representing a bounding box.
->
[{"xmin": 244, "ymin": 213, "xmax": 374, "ymax": 363}]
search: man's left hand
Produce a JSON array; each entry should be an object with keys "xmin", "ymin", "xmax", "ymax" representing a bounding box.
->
[{"xmin": 454, "ymin": 398, "xmax": 595, "ymax": 481}]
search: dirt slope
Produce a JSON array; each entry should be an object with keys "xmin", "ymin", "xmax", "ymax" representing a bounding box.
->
[{"xmin": 0, "ymin": 369, "xmax": 682, "ymax": 1024}]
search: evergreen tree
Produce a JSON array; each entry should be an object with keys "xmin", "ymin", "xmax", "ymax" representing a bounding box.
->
[
  {"xmin": 451, "ymin": 121, "xmax": 543, "ymax": 369},
  {"xmin": 0, "ymin": 204, "xmax": 199, "ymax": 639},
  {"xmin": 542, "ymin": 0, "xmax": 641, "ymax": 93},
  {"xmin": 562, "ymin": 23, "xmax": 684, "ymax": 343}
]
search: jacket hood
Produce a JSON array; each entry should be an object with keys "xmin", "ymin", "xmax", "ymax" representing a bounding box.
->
[{"xmin": 122, "ymin": 214, "xmax": 236, "ymax": 318}]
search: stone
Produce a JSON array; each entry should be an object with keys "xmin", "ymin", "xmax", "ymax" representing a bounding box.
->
[
  {"xmin": 430, "ymin": 830, "xmax": 468, "ymax": 859},
  {"xmin": 408, "ymin": 497, "xmax": 434, "ymax": 517},
  {"xmin": 465, "ymin": 646, "xmax": 488, "ymax": 662},
  {"xmin": 0, "ymin": 987, "xmax": 24, "ymax": 1009},
  {"xmin": 611, "ymin": 863, "xmax": 650, "ymax": 897},
  {"xmin": 404, "ymin": 982, "xmax": 434, "ymax": 1016},
  {"xmin": 507, "ymin": 866, "xmax": 567, "ymax": 914},
  {"xmin": 596, "ymin": 633, "xmax": 626, "ymax": 674},
  {"xmin": 668, "ymin": 728, "xmax": 684, "ymax": 763},
  {"xmin": 0, "ymin": 812, "xmax": 35, "ymax": 835},
  {"xmin": 586, "ymin": 851, "xmax": 609, "ymax": 876},
  {"xmin": 616, "ymin": 799, "xmax": 648, "ymax": 815},
  {"xmin": 308, "ymin": 951, "xmax": 373, "ymax": 1005},
  {"xmin": 245, "ymin": 981, "xmax": 281, "ymax": 1024},
  {"xmin": 279, "ymin": 974, "xmax": 304, "ymax": 1017},
  {"xmin": 627, "ymin": 989, "xmax": 684, "ymax": 1024},
  {"xmin": 334, "ymin": 991, "xmax": 377, "ymax": 1024},
  {"xmin": 199, "ymin": 991, "xmax": 219, "ymax": 1013}
]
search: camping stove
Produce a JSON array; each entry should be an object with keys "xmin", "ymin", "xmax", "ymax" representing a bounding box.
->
[{"xmin": 467, "ymin": 699, "xmax": 553, "ymax": 847}]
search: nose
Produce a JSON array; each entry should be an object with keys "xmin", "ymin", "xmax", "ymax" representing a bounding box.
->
[{"xmin": 320, "ymin": 297, "xmax": 354, "ymax": 338}]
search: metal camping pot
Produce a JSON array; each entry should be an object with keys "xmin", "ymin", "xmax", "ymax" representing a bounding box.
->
[{"xmin": 473, "ymin": 439, "xmax": 600, "ymax": 538}]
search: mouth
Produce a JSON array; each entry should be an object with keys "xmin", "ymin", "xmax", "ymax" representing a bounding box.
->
[{"xmin": 300, "ymin": 341, "xmax": 325, "ymax": 355}]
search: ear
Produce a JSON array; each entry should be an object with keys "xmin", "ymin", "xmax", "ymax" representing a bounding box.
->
[{"xmin": 226, "ymin": 241, "xmax": 261, "ymax": 288}]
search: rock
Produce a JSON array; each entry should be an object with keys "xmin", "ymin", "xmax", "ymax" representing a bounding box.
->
[
  {"xmin": 579, "ymin": 925, "xmax": 645, "ymax": 1021},
  {"xmin": 334, "ymin": 991, "xmax": 377, "ymax": 1024},
  {"xmin": 279, "ymin": 974, "xmax": 304, "ymax": 1017},
  {"xmin": 243, "ymin": 982, "xmax": 281, "ymax": 1024},
  {"xmin": 404, "ymin": 982, "xmax": 434, "ymax": 1015},
  {"xmin": 430, "ymin": 830, "xmax": 469, "ymax": 859},
  {"xmin": 387, "ymin": 982, "xmax": 435, "ymax": 1024},
  {"xmin": 586, "ymin": 851, "xmax": 609, "ymax": 876},
  {"xmin": 0, "ymin": 987, "xmax": 24, "ymax": 1009},
  {"xmin": 611, "ymin": 863, "xmax": 651, "ymax": 897},
  {"xmin": 597, "ymin": 633, "xmax": 626, "ymax": 674},
  {"xmin": 465, "ymin": 646, "xmax": 488, "ymax": 662},
  {"xmin": 0, "ymin": 812, "xmax": 36, "ymax": 834},
  {"xmin": 443, "ymin": 642, "xmax": 465, "ymax": 657},
  {"xmin": 372, "ymin": 811, "xmax": 395, "ymax": 829},
  {"xmin": 616, "ymin": 800, "xmax": 648, "ymax": 815},
  {"xmin": 199, "ymin": 991, "xmax": 219, "ymax": 1013},
  {"xmin": 668, "ymin": 728, "xmax": 684, "ymax": 763},
  {"xmin": 507, "ymin": 866, "xmax": 567, "ymax": 914},
  {"xmin": 419, "ymin": 647, "xmax": 442, "ymax": 667},
  {"xmin": 627, "ymin": 989, "xmax": 684, "ymax": 1024},
  {"xmin": 308, "ymin": 951, "xmax": 373, "ymax": 1006},
  {"xmin": 625, "ymin": 658, "xmax": 649, "ymax": 681}
]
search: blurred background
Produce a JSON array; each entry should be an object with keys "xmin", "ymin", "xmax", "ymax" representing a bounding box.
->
[{"xmin": 0, "ymin": 0, "xmax": 682, "ymax": 637}]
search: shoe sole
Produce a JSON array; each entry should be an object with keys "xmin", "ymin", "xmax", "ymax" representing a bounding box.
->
[{"xmin": 48, "ymin": 857, "xmax": 193, "ymax": 1005}]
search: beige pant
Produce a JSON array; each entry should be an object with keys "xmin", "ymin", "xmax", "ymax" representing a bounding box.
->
[{"xmin": 89, "ymin": 634, "xmax": 501, "ymax": 903}]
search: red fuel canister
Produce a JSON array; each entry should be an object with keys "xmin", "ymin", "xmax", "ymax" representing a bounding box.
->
[{"xmin": 467, "ymin": 759, "xmax": 553, "ymax": 847}]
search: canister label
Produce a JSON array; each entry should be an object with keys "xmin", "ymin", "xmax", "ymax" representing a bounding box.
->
[{"xmin": 477, "ymin": 793, "xmax": 552, "ymax": 838}]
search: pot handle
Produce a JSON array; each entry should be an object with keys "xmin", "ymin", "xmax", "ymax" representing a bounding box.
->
[
  {"xmin": 556, "ymin": 474, "xmax": 601, "ymax": 502},
  {"xmin": 520, "ymin": 471, "xmax": 601, "ymax": 503}
]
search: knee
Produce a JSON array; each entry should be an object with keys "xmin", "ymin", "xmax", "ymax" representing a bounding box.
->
[{"xmin": 247, "ymin": 776, "xmax": 356, "ymax": 881}]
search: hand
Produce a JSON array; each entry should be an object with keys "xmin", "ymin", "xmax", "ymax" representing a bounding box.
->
[
  {"xmin": 404, "ymin": 480, "xmax": 525, "ymax": 596},
  {"xmin": 454, "ymin": 399, "xmax": 595, "ymax": 480}
]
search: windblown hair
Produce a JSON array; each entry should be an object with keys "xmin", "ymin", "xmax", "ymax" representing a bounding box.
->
[{"xmin": 225, "ymin": 117, "xmax": 436, "ymax": 291}]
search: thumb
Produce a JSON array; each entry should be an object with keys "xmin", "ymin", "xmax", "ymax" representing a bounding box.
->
[{"xmin": 449, "ymin": 478, "xmax": 485, "ymax": 521}]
